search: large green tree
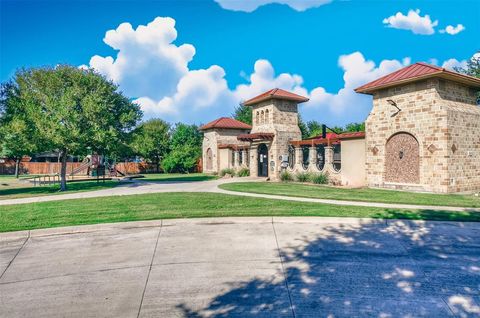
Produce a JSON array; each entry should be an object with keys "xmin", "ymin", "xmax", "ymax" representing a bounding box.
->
[
  {"xmin": 130, "ymin": 119, "xmax": 170, "ymax": 172},
  {"xmin": 162, "ymin": 123, "xmax": 202, "ymax": 173},
  {"xmin": 232, "ymin": 103, "xmax": 252, "ymax": 125},
  {"xmin": 0, "ymin": 82, "xmax": 38, "ymax": 177},
  {"xmin": 456, "ymin": 52, "xmax": 480, "ymax": 102},
  {"xmin": 4, "ymin": 65, "xmax": 142, "ymax": 190}
]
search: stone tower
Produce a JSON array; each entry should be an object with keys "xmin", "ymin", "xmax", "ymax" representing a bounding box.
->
[
  {"xmin": 356, "ymin": 62, "xmax": 480, "ymax": 193},
  {"xmin": 238, "ymin": 88, "xmax": 309, "ymax": 180}
]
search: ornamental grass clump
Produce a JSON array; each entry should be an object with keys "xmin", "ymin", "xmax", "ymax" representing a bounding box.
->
[
  {"xmin": 280, "ymin": 171, "xmax": 294, "ymax": 182},
  {"xmin": 237, "ymin": 167, "xmax": 250, "ymax": 177},
  {"xmin": 220, "ymin": 168, "xmax": 235, "ymax": 177},
  {"xmin": 311, "ymin": 172, "xmax": 329, "ymax": 184},
  {"xmin": 296, "ymin": 171, "xmax": 312, "ymax": 183}
]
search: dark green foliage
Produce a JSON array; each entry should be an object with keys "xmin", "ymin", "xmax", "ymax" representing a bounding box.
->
[
  {"xmin": 295, "ymin": 171, "xmax": 312, "ymax": 182},
  {"xmin": 237, "ymin": 167, "xmax": 250, "ymax": 177},
  {"xmin": 219, "ymin": 168, "xmax": 235, "ymax": 177},
  {"xmin": 280, "ymin": 171, "xmax": 294, "ymax": 182},
  {"xmin": 311, "ymin": 173, "xmax": 329, "ymax": 184},
  {"xmin": 232, "ymin": 103, "xmax": 252, "ymax": 125},
  {"xmin": 162, "ymin": 123, "xmax": 202, "ymax": 173},
  {"xmin": 298, "ymin": 114, "xmax": 309, "ymax": 139},
  {"xmin": 130, "ymin": 119, "xmax": 170, "ymax": 171}
]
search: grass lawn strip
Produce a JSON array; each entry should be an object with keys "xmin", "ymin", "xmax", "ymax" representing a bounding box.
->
[
  {"xmin": 0, "ymin": 192, "xmax": 478, "ymax": 233},
  {"xmin": 219, "ymin": 182, "xmax": 480, "ymax": 208}
]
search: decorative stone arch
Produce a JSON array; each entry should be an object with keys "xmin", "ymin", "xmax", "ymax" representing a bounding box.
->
[
  {"xmin": 385, "ymin": 132, "xmax": 420, "ymax": 184},
  {"xmin": 206, "ymin": 148, "xmax": 213, "ymax": 171}
]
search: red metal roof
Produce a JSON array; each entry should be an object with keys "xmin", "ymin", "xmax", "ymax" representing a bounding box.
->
[
  {"xmin": 199, "ymin": 117, "xmax": 252, "ymax": 131},
  {"xmin": 243, "ymin": 88, "xmax": 309, "ymax": 106},
  {"xmin": 218, "ymin": 144, "xmax": 250, "ymax": 150},
  {"xmin": 291, "ymin": 131, "xmax": 365, "ymax": 146},
  {"xmin": 355, "ymin": 62, "xmax": 480, "ymax": 94},
  {"xmin": 237, "ymin": 132, "xmax": 275, "ymax": 142}
]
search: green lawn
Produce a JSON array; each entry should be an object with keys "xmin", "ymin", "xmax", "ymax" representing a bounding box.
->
[
  {"xmin": 0, "ymin": 178, "xmax": 120, "ymax": 200},
  {"xmin": 139, "ymin": 173, "xmax": 217, "ymax": 182},
  {"xmin": 0, "ymin": 192, "xmax": 479, "ymax": 232},
  {"xmin": 219, "ymin": 182, "xmax": 480, "ymax": 208}
]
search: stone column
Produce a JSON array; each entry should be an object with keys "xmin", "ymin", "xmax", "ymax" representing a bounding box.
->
[
  {"xmin": 234, "ymin": 149, "xmax": 240, "ymax": 167},
  {"xmin": 324, "ymin": 146, "xmax": 334, "ymax": 167},
  {"xmin": 309, "ymin": 146, "xmax": 317, "ymax": 170},
  {"xmin": 295, "ymin": 146, "xmax": 303, "ymax": 170},
  {"xmin": 242, "ymin": 149, "xmax": 248, "ymax": 167},
  {"xmin": 250, "ymin": 146, "xmax": 258, "ymax": 177}
]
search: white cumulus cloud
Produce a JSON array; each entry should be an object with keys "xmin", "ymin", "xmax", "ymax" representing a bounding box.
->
[
  {"xmin": 214, "ymin": 0, "xmax": 331, "ymax": 12},
  {"xmin": 383, "ymin": 9, "xmax": 438, "ymax": 35},
  {"xmin": 85, "ymin": 16, "xmax": 473, "ymax": 126},
  {"xmin": 440, "ymin": 24, "xmax": 465, "ymax": 35},
  {"xmin": 88, "ymin": 17, "xmax": 195, "ymax": 100}
]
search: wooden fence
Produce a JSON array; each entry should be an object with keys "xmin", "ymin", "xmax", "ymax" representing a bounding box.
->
[{"xmin": 0, "ymin": 161, "xmax": 157, "ymax": 176}]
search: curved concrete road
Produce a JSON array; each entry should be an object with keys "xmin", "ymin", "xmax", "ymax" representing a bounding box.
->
[
  {"xmin": 1, "ymin": 217, "xmax": 479, "ymax": 317},
  {"xmin": 0, "ymin": 177, "xmax": 479, "ymax": 213}
]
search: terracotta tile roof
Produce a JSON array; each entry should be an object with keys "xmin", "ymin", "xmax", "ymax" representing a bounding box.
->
[
  {"xmin": 243, "ymin": 88, "xmax": 309, "ymax": 106},
  {"xmin": 237, "ymin": 132, "xmax": 275, "ymax": 141},
  {"xmin": 199, "ymin": 117, "xmax": 252, "ymax": 131},
  {"xmin": 355, "ymin": 62, "xmax": 480, "ymax": 94}
]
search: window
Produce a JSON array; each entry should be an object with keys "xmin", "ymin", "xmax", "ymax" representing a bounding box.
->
[
  {"xmin": 288, "ymin": 145, "xmax": 295, "ymax": 169},
  {"xmin": 256, "ymin": 111, "xmax": 259, "ymax": 125},
  {"xmin": 239, "ymin": 150, "xmax": 243, "ymax": 165},
  {"xmin": 302, "ymin": 146, "xmax": 309, "ymax": 170},
  {"xmin": 265, "ymin": 109, "xmax": 269, "ymax": 124},
  {"xmin": 316, "ymin": 145, "xmax": 325, "ymax": 171},
  {"xmin": 231, "ymin": 150, "xmax": 235, "ymax": 166},
  {"xmin": 332, "ymin": 144, "xmax": 341, "ymax": 172},
  {"xmin": 261, "ymin": 110, "xmax": 264, "ymax": 124}
]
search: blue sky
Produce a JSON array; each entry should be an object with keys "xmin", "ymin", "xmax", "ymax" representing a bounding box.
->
[{"xmin": 1, "ymin": 0, "xmax": 479, "ymax": 126}]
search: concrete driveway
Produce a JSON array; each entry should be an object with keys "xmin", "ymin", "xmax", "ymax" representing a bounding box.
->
[{"xmin": 1, "ymin": 217, "xmax": 479, "ymax": 317}]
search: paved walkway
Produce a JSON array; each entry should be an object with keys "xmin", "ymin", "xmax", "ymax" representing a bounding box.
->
[
  {"xmin": 1, "ymin": 217, "xmax": 479, "ymax": 317},
  {"xmin": 0, "ymin": 178, "xmax": 479, "ymax": 212}
]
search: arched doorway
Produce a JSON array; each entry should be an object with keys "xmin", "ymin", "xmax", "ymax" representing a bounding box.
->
[
  {"xmin": 206, "ymin": 148, "xmax": 213, "ymax": 171},
  {"xmin": 257, "ymin": 144, "xmax": 269, "ymax": 177},
  {"xmin": 385, "ymin": 132, "xmax": 419, "ymax": 184}
]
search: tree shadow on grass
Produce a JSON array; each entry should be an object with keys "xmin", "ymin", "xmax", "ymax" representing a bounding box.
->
[
  {"xmin": 176, "ymin": 218, "xmax": 480, "ymax": 317},
  {"xmin": 0, "ymin": 180, "xmax": 119, "ymax": 199}
]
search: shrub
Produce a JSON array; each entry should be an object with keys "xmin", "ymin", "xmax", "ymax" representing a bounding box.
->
[
  {"xmin": 219, "ymin": 168, "xmax": 235, "ymax": 177},
  {"xmin": 280, "ymin": 171, "xmax": 294, "ymax": 182},
  {"xmin": 296, "ymin": 171, "xmax": 312, "ymax": 182},
  {"xmin": 237, "ymin": 167, "xmax": 250, "ymax": 177},
  {"xmin": 311, "ymin": 172, "xmax": 329, "ymax": 184}
]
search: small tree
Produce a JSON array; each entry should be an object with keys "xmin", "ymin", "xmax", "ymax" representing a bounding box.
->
[
  {"xmin": 6, "ymin": 66, "xmax": 142, "ymax": 190},
  {"xmin": 130, "ymin": 119, "xmax": 170, "ymax": 172},
  {"xmin": 344, "ymin": 122, "xmax": 365, "ymax": 132},
  {"xmin": 298, "ymin": 114, "xmax": 309, "ymax": 139},
  {"xmin": 162, "ymin": 123, "xmax": 202, "ymax": 173},
  {"xmin": 232, "ymin": 103, "xmax": 252, "ymax": 125},
  {"xmin": 455, "ymin": 52, "xmax": 480, "ymax": 103}
]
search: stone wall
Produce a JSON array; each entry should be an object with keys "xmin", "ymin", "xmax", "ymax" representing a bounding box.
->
[
  {"xmin": 249, "ymin": 99, "xmax": 301, "ymax": 180},
  {"xmin": 365, "ymin": 78, "xmax": 480, "ymax": 193},
  {"xmin": 202, "ymin": 128, "xmax": 250, "ymax": 174},
  {"xmin": 442, "ymin": 81, "xmax": 480, "ymax": 192}
]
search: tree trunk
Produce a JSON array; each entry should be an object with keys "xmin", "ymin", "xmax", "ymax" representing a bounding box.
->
[
  {"xmin": 14, "ymin": 158, "xmax": 20, "ymax": 178},
  {"xmin": 59, "ymin": 150, "xmax": 68, "ymax": 191}
]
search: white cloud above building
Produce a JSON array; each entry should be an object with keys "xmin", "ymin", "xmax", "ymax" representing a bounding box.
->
[
  {"xmin": 213, "ymin": 0, "xmax": 331, "ymax": 12},
  {"xmin": 382, "ymin": 9, "xmax": 438, "ymax": 35},
  {"xmin": 440, "ymin": 24, "xmax": 465, "ymax": 35},
  {"xmin": 85, "ymin": 16, "xmax": 473, "ymax": 126}
]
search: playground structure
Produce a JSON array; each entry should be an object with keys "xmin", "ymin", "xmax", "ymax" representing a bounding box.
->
[{"xmin": 25, "ymin": 154, "xmax": 133, "ymax": 186}]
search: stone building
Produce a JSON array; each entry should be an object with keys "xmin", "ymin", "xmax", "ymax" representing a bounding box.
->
[
  {"xmin": 201, "ymin": 62, "xmax": 480, "ymax": 193},
  {"xmin": 356, "ymin": 62, "xmax": 480, "ymax": 193},
  {"xmin": 199, "ymin": 117, "xmax": 251, "ymax": 174}
]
